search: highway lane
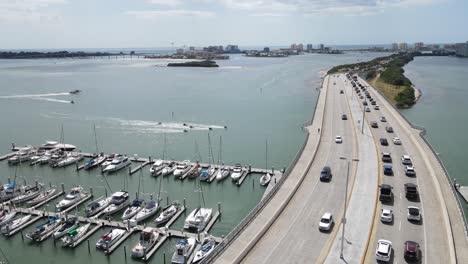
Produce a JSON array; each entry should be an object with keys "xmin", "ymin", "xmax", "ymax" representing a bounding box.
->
[
  {"xmin": 240, "ymin": 74, "xmax": 359, "ymax": 264},
  {"xmin": 353, "ymin": 76, "xmax": 451, "ymax": 263}
]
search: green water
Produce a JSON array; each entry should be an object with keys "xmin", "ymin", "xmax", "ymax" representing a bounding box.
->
[{"xmin": 0, "ymin": 52, "xmax": 389, "ymax": 263}]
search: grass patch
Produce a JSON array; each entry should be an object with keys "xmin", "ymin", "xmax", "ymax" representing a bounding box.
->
[{"xmin": 369, "ymin": 77, "xmax": 406, "ymax": 104}]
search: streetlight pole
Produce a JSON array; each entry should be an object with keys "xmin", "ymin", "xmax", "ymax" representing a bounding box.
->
[{"xmin": 361, "ymin": 95, "xmax": 366, "ymax": 134}]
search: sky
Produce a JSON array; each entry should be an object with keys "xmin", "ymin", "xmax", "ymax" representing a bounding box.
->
[{"xmin": 0, "ymin": 0, "xmax": 467, "ymax": 49}]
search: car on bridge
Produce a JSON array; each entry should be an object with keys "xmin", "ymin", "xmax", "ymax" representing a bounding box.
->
[
  {"xmin": 405, "ymin": 166, "xmax": 416, "ymax": 177},
  {"xmin": 392, "ymin": 137, "xmax": 401, "ymax": 145},
  {"xmin": 318, "ymin": 212, "xmax": 334, "ymax": 231},
  {"xmin": 370, "ymin": 121, "xmax": 378, "ymax": 128},
  {"xmin": 383, "ymin": 165, "xmax": 393, "ymax": 175},
  {"xmin": 341, "ymin": 114, "xmax": 347, "ymax": 120},
  {"xmin": 340, "ymin": 89, "xmax": 343, "ymax": 94},
  {"xmin": 375, "ymin": 239, "xmax": 393, "ymax": 262},
  {"xmin": 320, "ymin": 166, "xmax": 332, "ymax": 182},
  {"xmin": 407, "ymin": 206, "xmax": 422, "ymax": 222},
  {"xmin": 363, "ymin": 101, "xmax": 368, "ymax": 106},
  {"xmin": 380, "ymin": 116, "xmax": 387, "ymax": 122},
  {"xmin": 404, "ymin": 241, "xmax": 421, "ymax": 262},
  {"xmin": 385, "ymin": 126, "xmax": 394, "ymax": 133},
  {"xmin": 335, "ymin": 135, "xmax": 343, "ymax": 143},
  {"xmin": 380, "ymin": 208, "xmax": 393, "ymax": 223},
  {"xmin": 379, "ymin": 184, "xmax": 393, "ymax": 202},
  {"xmin": 401, "ymin": 155, "xmax": 413, "ymax": 165},
  {"xmin": 380, "ymin": 138, "xmax": 388, "ymax": 146},
  {"xmin": 382, "ymin": 152, "xmax": 392, "ymax": 163},
  {"xmin": 405, "ymin": 183, "xmax": 419, "ymax": 200},
  {"xmin": 365, "ymin": 107, "xmax": 371, "ymax": 112},
  {"xmin": 374, "ymin": 105, "xmax": 380, "ymax": 110}
]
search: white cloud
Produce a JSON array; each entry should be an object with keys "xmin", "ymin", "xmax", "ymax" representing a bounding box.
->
[
  {"xmin": 146, "ymin": 0, "xmax": 182, "ymax": 6},
  {"xmin": 126, "ymin": 10, "xmax": 215, "ymax": 19},
  {"xmin": 0, "ymin": 0, "xmax": 66, "ymax": 22}
]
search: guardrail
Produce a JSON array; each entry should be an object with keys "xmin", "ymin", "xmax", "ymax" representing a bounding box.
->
[
  {"xmin": 365, "ymin": 79, "xmax": 468, "ymax": 238},
  {"xmin": 201, "ymin": 77, "xmax": 326, "ymax": 264}
]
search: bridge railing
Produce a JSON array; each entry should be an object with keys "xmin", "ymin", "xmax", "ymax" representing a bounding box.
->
[{"xmin": 200, "ymin": 78, "xmax": 325, "ymax": 264}]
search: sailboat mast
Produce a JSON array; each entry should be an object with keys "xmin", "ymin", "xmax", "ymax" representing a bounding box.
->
[
  {"xmin": 93, "ymin": 124, "xmax": 99, "ymax": 154},
  {"xmin": 265, "ymin": 139, "xmax": 268, "ymax": 172}
]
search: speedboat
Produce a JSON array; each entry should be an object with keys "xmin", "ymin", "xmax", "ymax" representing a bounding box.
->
[
  {"xmin": 100, "ymin": 153, "xmax": 118, "ymax": 168},
  {"xmin": 149, "ymin": 160, "xmax": 167, "ymax": 176},
  {"xmin": 69, "ymin": 89, "xmax": 81, "ymax": 94},
  {"xmin": 215, "ymin": 167, "xmax": 230, "ymax": 181},
  {"xmin": 40, "ymin": 141, "xmax": 76, "ymax": 151},
  {"xmin": 155, "ymin": 202, "xmax": 180, "ymax": 226},
  {"xmin": 53, "ymin": 217, "xmax": 79, "ymax": 239},
  {"xmin": 83, "ymin": 154, "xmax": 106, "ymax": 170},
  {"xmin": 26, "ymin": 216, "xmax": 61, "ymax": 242},
  {"xmin": 131, "ymin": 227, "xmax": 163, "ymax": 259},
  {"xmin": 1, "ymin": 215, "xmax": 32, "ymax": 235},
  {"xmin": 85, "ymin": 196, "xmax": 111, "ymax": 217},
  {"xmin": 131, "ymin": 200, "xmax": 159, "ymax": 224},
  {"xmin": 103, "ymin": 155, "xmax": 131, "ymax": 173},
  {"xmin": 26, "ymin": 188, "xmax": 57, "ymax": 206},
  {"xmin": 161, "ymin": 162, "xmax": 177, "ymax": 176},
  {"xmin": 184, "ymin": 208, "xmax": 212, "ymax": 232},
  {"xmin": 56, "ymin": 152, "xmax": 83, "ymax": 167},
  {"xmin": 173, "ymin": 161, "xmax": 191, "ymax": 178},
  {"xmin": 230, "ymin": 164, "xmax": 244, "ymax": 181},
  {"xmin": 192, "ymin": 236, "xmax": 216, "ymax": 263},
  {"xmin": 0, "ymin": 211, "xmax": 17, "ymax": 226},
  {"xmin": 122, "ymin": 199, "xmax": 144, "ymax": 220},
  {"xmin": 102, "ymin": 191, "xmax": 130, "ymax": 215},
  {"xmin": 10, "ymin": 185, "xmax": 41, "ymax": 204},
  {"xmin": 56, "ymin": 186, "xmax": 85, "ymax": 211},
  {"xmin": 49, "ymin": 150, "xmax": 66, "ymax": 167},
  {"xmin": 260, "ymin": 173, "xmax": 272, "ymax": 186},
  {"xmin": 8, "ymin": 148, "xmax": 33, "ymax": 165},
  {"xmin": 96, "ymin": 228, "xmax": 126, "ymax": 251},
  {"xmin": 61, "ymin": 223, "xmax": 91, "ymax": 247},
  {"xmin": 171, "ymin": 237, "xmax": 196, "ymax": 264}
]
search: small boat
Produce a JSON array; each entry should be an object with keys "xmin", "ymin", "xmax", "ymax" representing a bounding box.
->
[
  {"xmin": 8, "ymin": 148, "xmax": 33, "ymax": 165},
  {"xmin": 149, "ymin": 159, "xmax": 167, "ymax": 176},
  {"xmin": 29, "ymin": 150, "xmax": 46, "ymax": 165},
  {"xmin": 0, "ymin": 183, "xmax": 34, "ymax": 202},
  {"xmin": 0, "ymin": 211, "xmax": 17, "ymax": 226},
  {"xmin": 56, "ymin": 186, "xmax": 85, "ymax": 211},
  {"xmin": 103, "ymin": 155, "xmax": 131, "ymax": 173},
  {"xmin": 122, "ymin": 199, "xmax": 144, "ymax": 220},
  {"xmin": 131, "ymin": 200, "xmax": 159, "ymax": 224},
  {"xmin": 95, "ymin": 228, "xmax": 126, "ymax": 250},
  {"xmin": 187, "ymin": 164, "xmax": 200, "ymax": 179},
  {"xmin": 199, "ymin": 166, "xmax": 211, "ymax": 181},
  {"xmin": 260, "ymin": 173, "xmax": 272, "ymax": 186},
  {"xmin": 173, "ymin": 161, "xmax": 191, "ymax": 178},
  {"xmin": 230, "ymin": 164, "xmax": 244, "ymax": 181},
  {"xmin": 100, "ymin": 153, "xmax": 118, "ymax": 168},
  {"xmin": 37, "ymin": 150, "xmax": 54, "ymax": 164},
  {"xmin": 85, "ymin": 196, "xmax": 111, "ymax": 217},
  {"xmin": 26, "ymin": 188, "xmax": 57, "ymax": 206},
  {"xmin": 56, "ymin": 152, "xmax": 83, "ymax": 167},
  {"xmin": 192, "ymin": 236, "xmax": 216, "ymax": 263},
  {"xmin": 101, "ymin": 191, "xmax": 130, "ymax": 215},
  {"xmin": 1, "ymin": 215, "xmax": 32, "ymax": 235},
  {"xmin": 131, "ymin": 227, "xmax": 163, "ymax": 259},
  {"xmin": 171, "ymin": 237, "xmax": 196, "ymax": 264},
  {"xmin": 69, "ymin": 89, "xmax": 81, "ymax": 94},
  {"xmin": 26, "ymin": 216, "xmax": 61, "ymax": 241},
  {"xmin": 61, "ymin": 223, "xmax": 91, "ymax": 247},
  {"xmin": 10, "ymin": 185, "xmax": 41, "ymax": 204},
  {"xmin": 161, "ymin": 162, "xmax": 177, "ymax": 176},
  {"xmin": 39, "ymin": 141, "xmax": 76, "ymax": 151},
  {"xmin": 215, "ymin": 166, "xmax": 231, "ymax": 181},
  {"xmin": 154, "ymin": 202, "xmax": 180, "ymax": 226},
  {"xmin": 83, "ymin": 154, "xmax": 106, "ymax": 170},
  {"xmin": 48, "ymin": 150, "xmax": 66, "ymax": 167},
  {"xmin": 183, "ymin": 208, "xmax": 212, "ymax": 232},
  {"xmin": 53, "ymin": 217, "xmax": 79, "ymax": 239}
]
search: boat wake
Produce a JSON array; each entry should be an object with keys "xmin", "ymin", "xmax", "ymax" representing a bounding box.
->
[{"xmin": 0, "ymin": 92, "xmax": 73, "ymax": 104}]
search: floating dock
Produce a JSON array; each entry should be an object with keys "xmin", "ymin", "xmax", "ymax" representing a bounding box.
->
[
  {"xmin": 106, "ymin": 229, "xmax": 134, "ymax": 254},
  {"xmin": 456, "ymin": 185, "xmax": 468, "ymax": 203},
  {"xmin": 129, "ymin": 160, "xmax": 150, "ymax": 175}
]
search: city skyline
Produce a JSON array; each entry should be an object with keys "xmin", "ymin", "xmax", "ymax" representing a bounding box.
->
[{"xmin": 0, "ymin": 0, "xmax": 467, "ymax": 49}]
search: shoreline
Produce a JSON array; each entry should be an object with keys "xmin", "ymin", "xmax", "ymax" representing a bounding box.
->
[{"xmin": 413, "ymin": 85, "xmax": 422, "ymax": 102}]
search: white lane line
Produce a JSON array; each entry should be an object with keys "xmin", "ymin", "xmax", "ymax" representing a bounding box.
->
[
  {"xmin": 399, "ymin": 192, "xmax": 402, "ymax": 200},
  {"xmin": 399, "ymin": 221, "xmax": 402, "ymax": 231}
]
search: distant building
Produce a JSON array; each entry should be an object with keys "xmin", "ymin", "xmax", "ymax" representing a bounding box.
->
[
  {"xmin": 414, "ymin": 42, "xmax": 424, "ymax": 51},
  {"xmin": 176, "ymin": 48, "xmax": 184, "ymax": 55},
  {"xmin": 455, "ymin": 41, "xmax": 468, "ymax": 57},
  {"xmin": 290, "ymin": 43, "xmax": 298, "ymax": 50},
  {"xmin": 263, "ymin": 47, "xmax": 270, "ymax": 52},
  {"xmin": 319, "ymin": 44, "xmax": 324, "ymax": 50},
  {"xmin": 297, "ymin": 43, "xmax": 304, "ymax": 52},
  {"xmin": 306, "ymin": 44, "xmax": 313, "ymax": 51},
  {"xmin": 225, "ymin": 44, "xmax": 241, "ymax": 53},
  {"xmin": 399, "ymin": 43, "xmax": 408, "ymax": 51},
  {"xmin": 203, "ymin": 46, "xmax": 224, "ymax": 54},
  {"xmin": 392, "ymin": 43, "xmax": 399, "ymax": 51},
  {"xmin": 189, "ymin": 46, "xmax": 196, "ymax": 51}
]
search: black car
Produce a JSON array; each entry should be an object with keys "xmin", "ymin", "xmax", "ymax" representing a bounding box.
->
[
  {"xmin": 341, "ymin": 114, "xmax": 348, "ymax": 120},
  {"xmin": 371, "ymin": 101, "xmax": 377, "ymax": 105},
  {"xmin": 340, "ymin": 90, "xmax": 344, "ymax": 94},
  {"xmin": 363, "ymin": 101, "xmax": 368, "ymax": 106},
  {"xmin": 386, "ymin": 126, "xmax": 394, "ymax": 133},
  {"xmin": 320, "ymin": 166, "xmax": 332, "ymax": 182},
  {"xmin": 380, "ymin": 138, "xmax": 388, "ymax": 146},
  {"xmin": 404, "ymin": 241, "xmax": 421, "ymax": 261},
  {"xmin": 370, "ymin": 121, "xmax": 378, "ymax": 128},
  {"xmin": 405, "ymin": 183, "xmax": 419, "ymax": 199},
  {"xmin": 379, "ymin": 184, "xmax": 393, "ymax": 202}
]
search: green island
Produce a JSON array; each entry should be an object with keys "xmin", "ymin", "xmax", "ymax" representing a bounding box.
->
[
  {"xmin": 167, "ymin": 60, "xmax": 219, "ymax": 68},
  {"xmin": 328, "ymin": 52, "xmax": 424, "ymax": 108}
]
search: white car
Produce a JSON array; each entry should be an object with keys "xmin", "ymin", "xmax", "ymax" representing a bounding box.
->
[
  {"xmin": 380, "ymin": 208, "xmax": 393, "ymax": 223},
  {"xmin": 318, "ymin": 212, "xmax": 334, "ymax": 231},
  {"xmin": 401, "ymin": 155, "xmax": 413, "ymax": 165},
  {"xmin": 407, "ymin": 206, "xmax": 421, "ymax": 222},
  {"xmin": 376, "ymin": 239, "xmax": 392, "ymax": 262},
  {"xmin": 392, "ymin": 137, "xmax": 401, "ymax": 145},
  {"xmin": 405, "ymin": 166, "xmax": 416, "ymax": 177},
  {"xmin": 335, "ymin": 136, "xmax": 343, "ymax": 144}
]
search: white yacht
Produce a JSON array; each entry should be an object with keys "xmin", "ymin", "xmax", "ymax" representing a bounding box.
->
[
  {"xmin": 85, "ymin": 196, "xmax": 111, "ymax": 217},
  {"xmin": 130, "ymin": 200, "xmax": 159, "ymax": 224},
  {"xmin": 161, "ymin": 162, "xmax": 177, "ymax": 176},
  {"xmin": 103, "ymin": 155, "xmax": 131, "ymax": 173},
  {"xmin": 61, "ymin": 223, "xmax": 91, "ymax": 247},
  {"xmin": 10, "ymin": 185, "xmax": 41, "ymax": 204},
  {"xmin": 1, "ymin": 215, "xmax": 31, "ymax": 235},
  {"xmin": 192, "ymin": 236, "xmax": 216, "ymax": 263},
  {"xmin": 37, "ymin": 150, "xmax": 53, "ymax": 164},
  {"xmin": 0, "ymin": 211, "xmax": 17, "ymax": 226},
  {"xmin": 56, "ymin": 186, "xmax": 85, "ymax": 211},
  {"xmin": 26, "ymin": 188, "xmax": 57, "ymax": 206},
  {"xmin": 122, "ymin": 199, "xmax": 144, "ymax": 220},
  {"xmin": 171, "ymin": 237, "xmax": 196, "ymax": 264},
  {"xmin": 173, "ymin": 161, "xmax": 191, "ymax": 178},
  {"xmin": 131, "ymin": 227, "xmax": 163, "ymax": 259},
  {"xmin": 96, "ymin": 228, "xmax": 126, "ymax": 250},
  {"xmin": 40, "ymin": 141, "xmax": 76, "ymax": 151},
  {"xmin": 102, "ymin": 191, "xmax": 130, "ymax": 215},
  {"xmin": 230, "ymin": 164, "xmax": 244, "ymax": 181},
  {"xmin": 149, "ymin": 160, "xmax": 167, "ymax": 176},
  {"xmin": 56, "ymin": 152, "xmax": 83, "ymax": 167},
  {"xmin": 26, "ymin": 216, "xmax": 61, "ymax": 241},
  {"xmin": 83, "ymin": 154, "xmax": 106, "ymax": 170},
  {"xmin": 155, "ymin": 202, "xmax": 180, "ymax": 226},
  {"xmin": 260, "ymin": 172, "xmax": 272, "ymax": 186},
  {"xmin": 184, "ymin": 208, "xmax": 212, "ymax": 232},
  {"xmin": 8, "ymin": 147, "xmax": 34, "ymax": 165},
  {"xmin": 215, "ymin": 167, "xmax": 230, "ymax": 181}
]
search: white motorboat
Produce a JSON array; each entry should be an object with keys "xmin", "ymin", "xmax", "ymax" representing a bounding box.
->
[
  {"xmin": 95, "ymin": 228, "xmax": 126, "ymax": 250},
  {"xmin": 260, "ymin": 173, "xmax": 272, "ymax": 186},
  {"xmin": 85, "ymin": 196, "xmax": 111, "ymax": 217},
  {"xmin": 149, "ymin": 159, "xmax": 167, "ymax": 176},
  {"xmin": 8, "ymin": 147, "xmax": 34, "ymax": 165},
  {"xmin": 171, "ymin": 237, "xmax": 196, "ymax": 264},
  {"xmin": 230, "ymin": 164, "xmax": 244, "ymax": 181},
  {"xmin": 83, "ymin": 154, "xmax": 106, "ymax": 170},
  {"xmin": 215, "ymin": 167, "xmax": 230, "ymax": 181},
  {"xmin": 100, "ymin": 153, "xmax": 118, "ymax": 168},
  {"xmin": 26, "ymin": 216, "xmax": 61, "ymax": 241},
  {"xmin": 53, "ymin": 217, "xmax": 79, "ymax": 239},
  {"xmin": 131, "ymin": 227, "xmax": 163, "ymax": 259},
  {"xmin": 122, "ymin": 199, "xmax": 144, "ymax": 220},
  {"xmin": 1, "ymin": 215, "xmax": 32, "ymax": 235},
  {"xmin": 161, "ymin": 162, "xmax": 177, "ymax": 176},
  {"xmin": 0, "ymin": 183, "xmax": 33, "ymax": 202},
  {"xmin": 40, "ymin": 141, "xmax": 76, "ymax": 151},
  {"xmin": 56, "ymin": 152, "xmax": 83, "ymax": 167},
  {"xmin": 56, "ymin": 186, "xmax": 85, "ymax": 211},
  {"xmin": 192, "ymin": 236, "xmax": 216, "ymax": 263},
  {"xmin": 102, "ymin": 191, "xmax": 130, "ymax": 215},
  {"xmin": 0, "ymin": 211, "xmax": 17, "ymax": 226},
  {"xmin": 184, "ymin": 208, "xmax": 212, "ymax": 232},
  {"xmin": 29, "ymin": 150, "xmax": 45, "ymax": 165},
  {"xmin": 173, "ymin": 161, "xmax": 191, "ymax": 178},
  {"xmin": 26, "ymin": 188, "xmax": 57, "ymax": 206},
  {"xmin": 10, "ymin": 185, "xmax": 41, "ymax": 204},
  {"xmin": 130, "ymin": 200, "xmax": 159, "ymax": 224},
  {"xmin": 61, "ymin": 223, "xmax": 91, "ymax": 247},
  {"xmin": 199, "ymin": 165, "xmax": 211, "ymax": 181},
  {"xmin": 154, "ymin": 202, "xmax": 180, "ymax": 226},
  {"xmin": 103, "ymin": 155, "xmax": 131, "ymax": 173},
  {"xmin": 48, "ymin": 150, "xmax": 66, "ymax": 167},
  {"xmin": 37, "ymin": 150, "xmax": 53, "ymax": 165}
]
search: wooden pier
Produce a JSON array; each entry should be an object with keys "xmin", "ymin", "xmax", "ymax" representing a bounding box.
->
[
  {"xmin": 236, "ymin": 170, "xmax": 249, "ymax": 186},
  {"xmin": 205, "ymin": 210, "xmax": 221, "ymax": 232},
  {"xmin": 164, "ymin": 206, "xmax": 186, "ymax": 228},
  {"xmin": 0, "ymin": 152, "xmax": 16, "ymax": 161},
  {"xmin": 62, "ymin": 194, "xmax": 93, "ymax": 214},
  {"xmin": 32, "ymin": 190, "xmax": 65, "ymax": 209},
  {"xmin": 143, "ymin": 234, "xmax": 168, "ymax": 261},
  {"xmin": 129, "ymin": 160, "xmax": 150, "ymax": 175}
]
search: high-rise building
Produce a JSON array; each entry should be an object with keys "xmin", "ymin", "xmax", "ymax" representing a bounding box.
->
[
  {"xmin": 455, "ymin": 41, "xmax": 468, "ymax": 57},
  {"xmin": 399, "ymin": 43, "xmax": 408, "ymax": 50},
  {"xmin": 263, "ymin": 47, "xmax": 270, "ymax": 52},
  {"xmin": 414, "ymin": 42, "xmax": 424, "ymax": 50},
  {"xmin": 392, "ymin": 43, "xmax": 399, "ymax": 51},
  {"xmin": 306, "ymin": 44, "xmax": 313, "ymax": 51},
  {"xmin": 225, "ymin": 44, "xmax": 240, "ymax": 53},
  {"xmin": 319, "ymin": 44, "xmax": 324, "ymax": 50},
  {"xmin": 290, "ymin": 43, "xmax": 298, "ymax": 50},
  {"xmin": 297, "ymin": 43, "xmax": 304, "ymax": 52}
]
